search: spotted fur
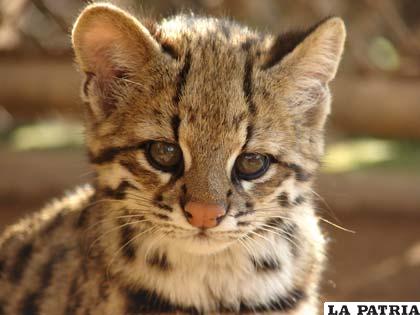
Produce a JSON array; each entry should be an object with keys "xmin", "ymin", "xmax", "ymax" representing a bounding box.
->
[{"xmin": 0, "ymin": 3, "xmax": 345, "ymax": 314}]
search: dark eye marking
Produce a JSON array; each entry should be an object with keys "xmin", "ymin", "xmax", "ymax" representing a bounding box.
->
[
  {"xmin": 88, "ymin": 143, "xmax": 147, "ymax": 165},
  {"xmin": 278, "ymin": 162, "xmax": 312, "ymax": 182},
  {"xmin": 103, "ymin": 181, "xmax": 138, "ymax": 200}
]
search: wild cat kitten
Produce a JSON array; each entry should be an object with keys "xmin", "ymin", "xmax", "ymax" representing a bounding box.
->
[{"xmin": 0, "ymin": 3, "xmax": 345, "ymax": 314}]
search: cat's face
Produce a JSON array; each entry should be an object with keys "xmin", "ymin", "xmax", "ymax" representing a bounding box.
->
[{"xmin": 72, "ymin": 4, "xmax": 345, "ymax": 255}]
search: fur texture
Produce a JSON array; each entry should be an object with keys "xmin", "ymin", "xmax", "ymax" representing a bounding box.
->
[{"xmin": 0, "ymin": 3, "xmax": 345, "ymax": 314}]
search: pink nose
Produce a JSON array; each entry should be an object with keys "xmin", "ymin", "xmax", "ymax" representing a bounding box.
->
[{"xmin": 184, "ymin": 202, "xmax": 226, "ymax": 229}]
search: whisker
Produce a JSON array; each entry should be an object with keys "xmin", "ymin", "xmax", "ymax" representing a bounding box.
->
[
  {"xmin": 87, "ymin": 219, "xmax": 151, "ymax": 254},
  {"xmin": 105, "ymin": 226, "xmax": 158, "ymax": 277},
  {"xmin": 318, "ymin": 217, "xmax": 355, "ymax": 233}
]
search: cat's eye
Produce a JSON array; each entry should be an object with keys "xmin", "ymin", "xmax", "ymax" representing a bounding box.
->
[
  {"xmin": 234, "ymin": 153, "xmax": 270, "ymax": 180},
  {"xmin": 146, "ymin": 141, "xmax": 183, "ymax": 172}
]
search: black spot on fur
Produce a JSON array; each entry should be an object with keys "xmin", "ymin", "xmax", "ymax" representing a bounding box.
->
[
  {"xmin": 266, "ymin": 217, "xmax": 284, "ymax": 228},
  {"xmin": 181, "ymin": 184, "xmax": 187, "ymax": 195},
  {"xmin": 75, "ymin": 205, "xmax": 91, "ymax": 228},
  {"xmin": 245, "ymin": 201, "xmax": 254, "ymax": 209},
  {"xmin": 234, "ymin": 209, "xmax": 255, "ymax": 218},
  {"xmin": 241, "ymin": 38, "xmax": 254, "ymax": 51},
  {"xmin": 155, "ymin": 194, "xmax": 163, "ymax": 202},
  {"xmin": 65, "ymin": 273, "xmax": 83, "ymax": 315},
  {"xmin": 226, "ymin": 189, "xmax": 233, "ymax": 198},
  {"xmin": 173, "ymin": 50, "xmax": 192, "ymax": 105},
  {"xmin": 278, "ymin": 192, "xmax": 290, "ymax": 208},
  {"xmin": 119, "ymin": 222, "xmax": 137, "ymax": 261},
  {"xmin": 237, "ymin": 221, "xmax": 250, "ymax": 227},
  {"xmin": 124, "ymin": 287, "xmax": 200, "ymax": 314},
  {"xmin": 240, "ymin": 288, "xmax": 306, "ymax": 312},
  {"xmin": 251, "ymin": 256, "xmax": 282, "ymax": 272},
  {"xmin": 19, "ymin": 292, "xmax": 39, "ymax": 315},
  {"xmin": 114, "ymin": 181, "xmax": 137, "ymax": 200},
  {"xmin": 9, "ymin": 243, "xmax": 34, "ymax": 283},
  {"xmin": 153, "ymin": 213, "xmax": 170, "ymax": 221},
  {"xmin": 280, "ymin": 162, "xmax": 312, "ymax": 182},
  {"xmin": 0, "ymin": 259, "xmax": 4, "ymax": 275},
  {"xmin": 155, "ymin": 203, "xmax": 173, "ymax": 212},
  {"xmin": 39, "ymin": 247, "xmax": 68, "ymax": 289},
  {"xmin": 294, "ymin": 195, "xmax": 306, "ymax": 205},
  {"xmin": 18, "ymin": 247, "xmax": 68, "ymax": 315},
  {"xmin": 146, "ymin": 252, "xmax": 171, "ymax": 271},
  {"xmin": 171, "ymin": 115, "xmax": 181, "ymax": 141},
  {"xmin": 161, "ymin": 41, "xmax": 179, "ymax": 59}
]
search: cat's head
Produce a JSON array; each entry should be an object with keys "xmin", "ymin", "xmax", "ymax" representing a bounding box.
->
[{"xmin": 72, "ymin": 3, "xmax": 345, "ymax": 255}]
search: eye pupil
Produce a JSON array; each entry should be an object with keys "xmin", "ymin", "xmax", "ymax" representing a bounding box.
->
[
  {"xmin": 147, "ymin": 141, "xmax": 182, "ymax": 172},
  {"xmin": 235, "ymin": 153, "xmax": 269, "ymax": 180}
]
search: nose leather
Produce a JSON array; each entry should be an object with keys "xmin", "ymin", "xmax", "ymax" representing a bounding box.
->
[{"xmin": 184, "ymin": 202, "xmax": 226, "ymax": 228}]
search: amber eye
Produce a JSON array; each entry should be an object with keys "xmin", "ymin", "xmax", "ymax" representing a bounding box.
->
[
  {"xmin": 146, "ymin": 141, "xmax": 183, "ymax": 172},
  {"xmin": 234, "ymin": 153, "xmax": 270, "ymax": 180}
]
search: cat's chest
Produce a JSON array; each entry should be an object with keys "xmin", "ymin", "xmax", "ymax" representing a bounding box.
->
[{"xmin": 114, "ymin": 238, "xmax": 295, "ymax": 311}]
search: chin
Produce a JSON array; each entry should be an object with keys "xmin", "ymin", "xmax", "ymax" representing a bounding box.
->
[{"xmin": 172, "ymin": 233, "xmax": 235, "ymax": 255}]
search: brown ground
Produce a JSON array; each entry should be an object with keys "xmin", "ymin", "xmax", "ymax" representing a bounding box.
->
[{"xmin": 1, "ymin": 149, "xmax": 419, "ymax": 302}]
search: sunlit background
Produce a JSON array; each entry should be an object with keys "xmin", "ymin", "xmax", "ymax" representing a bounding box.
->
[{"xmin": 1, "ymin": 0, "xmax": 419, "ymax": 302}]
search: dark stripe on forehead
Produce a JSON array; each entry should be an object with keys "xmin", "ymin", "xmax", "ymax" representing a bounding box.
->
[
  {"xmin": 89, "ymin": 142, "xmax": 146, "ymax": 165},
  {"xmin": 173, "ymin": 50, "xmax": 192, "ymax": 105},
  {"xmin": 171, "ymin": 115, "xmax": 181, "ymax": 142},
  {"xmin": 243, "ymin": 53, "xmax": 256, "ymax": 115}
]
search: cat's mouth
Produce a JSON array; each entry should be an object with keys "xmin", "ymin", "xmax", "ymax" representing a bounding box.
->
[{"xmin": 194, "ymin": 230, "xmax": 210, "ymax": 240}]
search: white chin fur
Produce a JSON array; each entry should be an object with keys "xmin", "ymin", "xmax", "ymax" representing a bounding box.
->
[{"xmin": 171, "ymin": 235, "xmax": 235, "ymax": 255}]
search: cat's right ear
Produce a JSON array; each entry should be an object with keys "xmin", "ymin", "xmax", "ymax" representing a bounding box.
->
[{"xmin": 72, "ymin": 3, "xmax": 160, "ymax": 118}]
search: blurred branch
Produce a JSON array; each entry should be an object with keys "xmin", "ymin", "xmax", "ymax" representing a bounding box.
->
[
  {"xmin": 365, "ymin": 0, "xmax": 420, "ymax": 56},
  {"xmin": 30, "ymin": 0, "xmax": 69, "ymax": 33}
]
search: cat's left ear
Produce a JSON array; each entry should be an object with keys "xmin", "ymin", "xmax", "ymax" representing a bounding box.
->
[
  {"xmin": 71, "ymin": 3, "xmax": 162, "ymax": 118},
  {"xmin": 265, "ymin": 17, "xmax": 346, "ymax": 128},
  {"xmin": 72, "ymin": 3, "xmax": 160, "ymax": 77}
]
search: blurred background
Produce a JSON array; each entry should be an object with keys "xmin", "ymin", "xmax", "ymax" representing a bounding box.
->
[{"xmin": 0, "ymin": 0, "xmax": 419, "ymax": 303}]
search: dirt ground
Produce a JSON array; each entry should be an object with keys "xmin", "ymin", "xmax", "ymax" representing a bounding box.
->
[{"xmin": 1, "ymin": 149, "xmax": 419, "ymax": 302}]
